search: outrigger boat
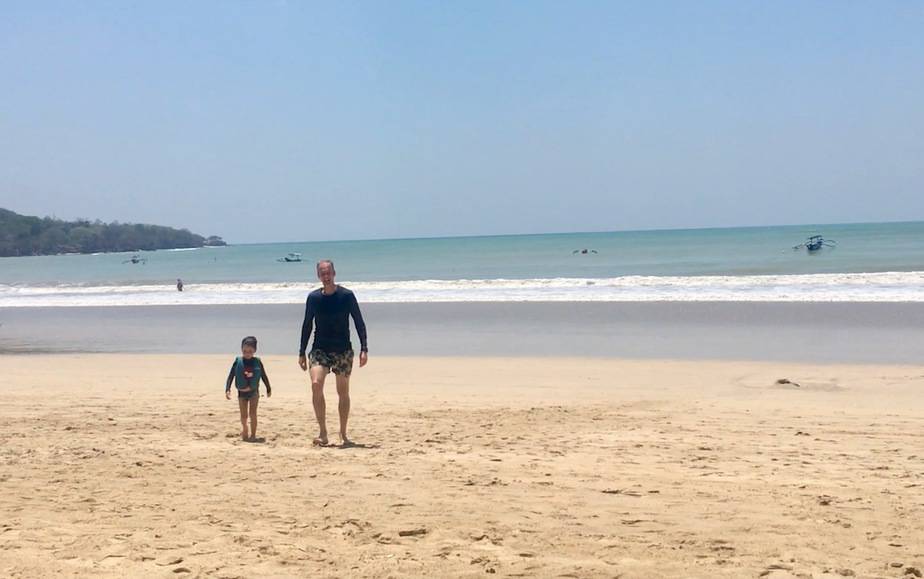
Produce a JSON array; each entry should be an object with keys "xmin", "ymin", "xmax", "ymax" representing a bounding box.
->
[
  {"xmin": 793, "ymin": 235, "xmax": 836, "ymax": 252},
  {"xmin": 277, "ymin": 252, "xmax": 303, "ymax": 263},
  {"xmin": 122, "ymin": 254, "xmax": 147, "ymax": 264}
]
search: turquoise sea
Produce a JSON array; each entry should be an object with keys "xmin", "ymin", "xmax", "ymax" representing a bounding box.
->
[{"xmin": 2, "ymin": 221, "xmax": 924, "ymax": 306}]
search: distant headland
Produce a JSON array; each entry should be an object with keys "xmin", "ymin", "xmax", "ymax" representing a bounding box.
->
[{"xmin": 0, "ymin": 208, "xmax": 226, "ymax": 257}]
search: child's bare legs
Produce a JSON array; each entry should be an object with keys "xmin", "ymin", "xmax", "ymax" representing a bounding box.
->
[
  {"xmin": 238, "ymin": 397, "xmax": 249, "ymax": 440},
  {"xmin": 248, "ymin": 396, "xmax": 259, "ymax": 440}
]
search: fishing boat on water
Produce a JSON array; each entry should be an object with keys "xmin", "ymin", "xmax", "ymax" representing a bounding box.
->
[
  {"xmin": 793, "ymin": 235, "xmax": 836, "ymax": 252},
  {"xmin": 277, "ymin": 252, "xmax": 303, "ymax": 263}
]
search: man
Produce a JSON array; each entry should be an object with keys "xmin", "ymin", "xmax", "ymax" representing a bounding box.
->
[{"xmin": 298, "ymin": 260, "xmax": 368, "ymax": 446}]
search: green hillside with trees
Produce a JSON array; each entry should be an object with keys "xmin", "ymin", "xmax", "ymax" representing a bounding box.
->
[{"xmin": 0, "ymin": 208, "xmax": 226, "ymax": 256}]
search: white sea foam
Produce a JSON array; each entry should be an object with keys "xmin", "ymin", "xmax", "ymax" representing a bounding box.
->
[{"xmin": 2, "ymin": 272, "xmax": 924, "ymax": 307}]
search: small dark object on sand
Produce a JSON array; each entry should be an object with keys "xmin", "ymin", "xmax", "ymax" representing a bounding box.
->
[
  {"xmin": 399, "ymin": 528, "xmax": 428, "ymax": 537},
  {"xmin": 602, "ymin": 488, "xmax": 642, "ymax": 496},
  {"xmin": 776, "ymin": 378, "xmax": 801, "ymax": 387}
]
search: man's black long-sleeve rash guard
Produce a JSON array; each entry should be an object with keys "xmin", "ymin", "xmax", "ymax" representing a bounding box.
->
[{"xmin": 299, "ymin": 286, "xmax": 368, "ymax": 356}]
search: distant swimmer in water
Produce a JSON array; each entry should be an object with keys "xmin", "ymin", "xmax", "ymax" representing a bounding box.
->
[
  {"xmin": 176, "ymin": 278, "xmax": 184, "ymax": 292},
  {"xmin": 572, "ymin": 248, "xmax": 598, "ymax": 254}
]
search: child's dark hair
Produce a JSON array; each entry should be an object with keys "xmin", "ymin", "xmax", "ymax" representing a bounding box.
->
[{"xmin": 241, "ymin": 336, "xmax": 258, "ymax": 349}]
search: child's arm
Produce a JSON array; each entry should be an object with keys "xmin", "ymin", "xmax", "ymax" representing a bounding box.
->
[
  {"xmin": 225, "ymin": 362, "xmax": 235, "ymax": 399},
  {"xmin": 260, "ymin": 360, "xmax": 272, "ymax": 397}
]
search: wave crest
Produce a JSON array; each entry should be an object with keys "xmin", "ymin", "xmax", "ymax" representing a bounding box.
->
[{"xmin": 2, "ymin": 272, "xmax": 924, "ymax": 307}]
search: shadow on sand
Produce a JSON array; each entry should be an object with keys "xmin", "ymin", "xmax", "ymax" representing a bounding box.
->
[{"xmin": 323, "ymin": 440, "xmax": 380, "ymax": 450}]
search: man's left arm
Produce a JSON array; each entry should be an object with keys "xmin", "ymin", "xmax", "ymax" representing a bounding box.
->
[{"xmin": 350, "ymin": 294, "xmax": 368, "ymax": 367}]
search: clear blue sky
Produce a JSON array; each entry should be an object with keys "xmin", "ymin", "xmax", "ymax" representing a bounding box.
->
[{"xmin": 1, "ymin": 1, "xmax": 922, "ymax": 243}]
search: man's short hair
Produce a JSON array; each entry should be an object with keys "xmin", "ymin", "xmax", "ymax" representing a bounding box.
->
[{"xmin": 317, "ymin": 259, "xmax": 335, "ymax": 273}]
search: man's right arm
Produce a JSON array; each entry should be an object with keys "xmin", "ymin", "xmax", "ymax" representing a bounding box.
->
[{"xmin": 299, "ymin": 295, "xmax": 315, "ymax": 357}]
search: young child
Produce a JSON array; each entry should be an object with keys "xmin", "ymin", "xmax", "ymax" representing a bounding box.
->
[{"xmin": 225, "ymin": 336, "xmax": 272, "ymax": 441}]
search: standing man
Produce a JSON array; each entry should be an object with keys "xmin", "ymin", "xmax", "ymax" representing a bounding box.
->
[{"xmin": 298, "ymin": 260, "xmax": 368, "ymax": 446}]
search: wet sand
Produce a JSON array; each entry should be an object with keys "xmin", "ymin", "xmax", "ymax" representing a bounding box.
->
[
  {"xmin": 3, "ymin": 301, "xmax": 924, "ymax": 363},
  {"xmin": 2, "ymin": 354, "xmax": 922, "ymax": 578}
]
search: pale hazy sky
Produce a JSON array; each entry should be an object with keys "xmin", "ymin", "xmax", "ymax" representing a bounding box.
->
[{"xmin": 1, "ymin": 1, "xmax": 922, "ymax": 243}]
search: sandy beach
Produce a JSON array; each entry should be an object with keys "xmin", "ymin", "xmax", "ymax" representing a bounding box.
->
[{"xmin": 2, "ymin": 354, "xmax": 922, "ymax": 578}]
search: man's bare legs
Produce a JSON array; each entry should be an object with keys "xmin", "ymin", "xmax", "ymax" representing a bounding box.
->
[
  {"xmin": 310, "ymin": 365, "xmax": 329, "ymax": 446},
  {"xmin": 336, "ymin": 374, "xmax": 351, "ymax": 445},
  {"xmin": 310, "ymin": 366, "xmax": 352, "ymax": 446}
]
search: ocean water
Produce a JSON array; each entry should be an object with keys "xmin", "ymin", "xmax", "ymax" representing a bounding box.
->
[{"xmin": 2, "ymin": 221, "xmax": 923, "ymax": 306}]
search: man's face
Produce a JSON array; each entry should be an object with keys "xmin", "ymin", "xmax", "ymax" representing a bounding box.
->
[{"xmin": 317, "ymin": 263, "xmax": 335, "ymax": 284}]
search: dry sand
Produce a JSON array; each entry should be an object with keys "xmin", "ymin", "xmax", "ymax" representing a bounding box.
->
[{"xmin": 2, "ymin": 355, "xmax": 923, "ymax": 578}]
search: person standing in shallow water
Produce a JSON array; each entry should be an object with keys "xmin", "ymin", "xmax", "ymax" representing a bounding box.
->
[{"xmin": 298, "ymin": 260, "xmax": 368, "ymax": 446}]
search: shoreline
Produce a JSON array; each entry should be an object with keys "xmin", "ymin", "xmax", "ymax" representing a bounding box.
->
[{"xmin": 3, "ymin": 301, "xmax": 924, "ymax": 363}]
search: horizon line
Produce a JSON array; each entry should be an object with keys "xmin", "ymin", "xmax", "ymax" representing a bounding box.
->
[{"xmin": 232, "ymin": 219, "xmax": 924, "ymax": 246}]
